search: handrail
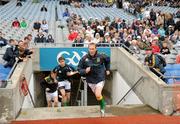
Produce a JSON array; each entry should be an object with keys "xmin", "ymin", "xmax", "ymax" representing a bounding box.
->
[
  {"xmin": 116, "ymin": 76, "xmax": 144, "ymax": 105},
  {"xmin": 6, "ymin": 58, "xmax": 19, "ymax": 79},
  {"xmin": 74, "ymin": 77, "xmax": 83, "ymax": 106}
]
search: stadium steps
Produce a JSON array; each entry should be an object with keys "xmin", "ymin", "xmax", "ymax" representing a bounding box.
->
[{"xmin": 14, "ymin": 105, "xmax": 159, "ymax": 121}]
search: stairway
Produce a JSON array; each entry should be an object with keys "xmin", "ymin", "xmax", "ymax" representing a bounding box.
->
[{"xmin": 13, "ymin": 105, "xmax": 159, "ymax": 120}]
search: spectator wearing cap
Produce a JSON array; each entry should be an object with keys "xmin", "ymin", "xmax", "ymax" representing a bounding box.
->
[
  {"xmin": 144, "ymin": 48, "xmax": 166, "ymax": 79},
  {"xmin": 0, "ymin": 31, "xmax": 7, "ymax": 47}
]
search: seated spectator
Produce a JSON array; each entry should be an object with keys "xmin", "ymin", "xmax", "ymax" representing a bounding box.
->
[
  {"xmin": 20, "ymin": 18, "xmax": 28, "ymax": 29},
  {"xmin": 33, "ymin": 21, "xmax": 41, "ymax": 32},
  {"xmin": 41, "ymin": 20, "xmax": 48, "ymax": 33},
  {"xmin": 34, "ymin": 32, "xmax": 46, "ymax": 43},
  {"xmin": 151, "ymin": 37, "xmax": 160, "ymax": 54},
  {"xmin": 84, "ymin": 34, "xmax": 93, "ymax": 47},
  {"xmin": 3, "ymin": 39, "xmax": 19, "ymax": 68},
  {"xmin": 170, "ymin": 30, "xmax": 179, "ymax": 44},
  {"xmin": 40, "ymin": 5, "xmax": 47, "ymax": 12},
  {"xmin": 129, "ymin": 40, "xmax": 140, "ymax": 54},
  {"xmin": 0, "ymin": 31, "xmax": 7, "ymax": 47},
  {"xmin": 144, "ymin": 48, "xmax": 166, "ymax": 79},
  {"xmin": 93, "ymin": 33, "xmax": 100, "ymax": 44},
  {"xmin": 46, "ymin": 34, "xmax": 54, "ymax": 43},
  {"xmin": 63, "ymin": 8, "xmax": 70, "ymax": 17},
  {"xmin": 59, "ymin": 0, "xmax": 70, "ymax": 5},
  {"xmin": 72, "ymin": 35, "xmax": 84, "ymax": 47},
  {"xmin": 68, "ymin": 30, "xmax": 78, "ymax": 41},
  {"xmin": 160, "ymin": 42, "xmax": 170, "ymax": 55},
  {"xmin": 16, "ymin": 0, "xmax": 22, "ymax": 6},
  {"xmin": 166, "ymin": 25, "xmax": 175, "ymax": 36},
  {"xmin": 97, "ymin": 37, "xmax": 105, "ymax": 47},
  {"xmin": 158, "ymin": 25, "xmax": 166, "ymax": 38},
  {"xmin": 12, "ymin": 18, "xmax": 20, "ymax": 28}
]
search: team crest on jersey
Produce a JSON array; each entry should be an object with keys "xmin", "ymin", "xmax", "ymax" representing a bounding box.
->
[
  {"xmin": 59, "ymin": 70, "xmax": 62, "ymax": 73},
  {"xmin": 85, "ymin": 58, "xmax": 89, "ymax": 62},
  {"xmin": 97, "ymin": 58, "xmax": 100, "ymax": 63}
]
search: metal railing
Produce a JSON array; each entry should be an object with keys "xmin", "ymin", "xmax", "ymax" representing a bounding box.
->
[
  {"xmin": 0, "ymin": 58, "xmax": 18, "ymax": 88},
  {"xmin": 116, "ymin": 76, "xmax": 144, "ymax": 105},
  {"xmin": 75, "ymin": 77, "xmax": 87, "ymax": 106}
]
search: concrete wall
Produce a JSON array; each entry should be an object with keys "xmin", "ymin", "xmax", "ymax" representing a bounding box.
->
[
  {"xmin": 110, "ymin": 48, "xmax": 179, "ymax": 115},
  {"xmin": 0, "ymin": 59, "xmax": 33, "ymax": 120},
  {"xmin": 111, "ymin": 71, "xmax": 143, "ymax": 105},
  {"xmin": 1, "ymin": 47, "xmax": 179, "ymax": 122},
  {"xmin": 32, "ymin": 47, "xmax": 176, "ymax": 114},
  {"xmin": 22, "ymin": 74, "xmax": 35, "ymax": 108}
]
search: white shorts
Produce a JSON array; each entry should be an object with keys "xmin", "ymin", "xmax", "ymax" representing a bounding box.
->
[
  {"xmin": 58, "ymin": 80, "xmax": 71, "ymax": 90},
  {"xmin": 46, "ymin": 90, "xmax": 58, "ymax": 101},
  {"xmin": 88, "ymin": 81, "xmax": 105, "ymax": 93}
]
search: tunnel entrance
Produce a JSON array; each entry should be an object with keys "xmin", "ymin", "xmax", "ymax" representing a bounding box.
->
[{"xmin": 33, "ymin": 71, "xmax": 98, "ymax": 107}]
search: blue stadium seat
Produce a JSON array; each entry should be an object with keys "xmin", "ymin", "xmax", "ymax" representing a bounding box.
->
[
  {"xmin": 0, "ymin": 64, "xmax": 11, "ymax": 80},
  {"xmin": 164, "ymin": 64, "xmax": 180, "ymax": 84}
]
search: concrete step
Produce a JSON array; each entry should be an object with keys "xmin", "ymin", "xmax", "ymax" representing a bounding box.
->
[{"xmin": 16, "ymin": 105, "xmax": 160, "ymax": 121}]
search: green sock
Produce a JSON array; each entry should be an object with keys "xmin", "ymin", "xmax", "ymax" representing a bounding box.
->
[
  {"xmin": 99, "ymin": 97, "xmax": 105, "ymax": 110},
  {"xmin": 63, "ymin": 102, "xmax": 67, "ymax": 106}
]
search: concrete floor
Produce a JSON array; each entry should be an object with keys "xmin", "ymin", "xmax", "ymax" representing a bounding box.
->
[{"xmin": 16, "ymin": 105, "xmax": 160, "ymax": 121}]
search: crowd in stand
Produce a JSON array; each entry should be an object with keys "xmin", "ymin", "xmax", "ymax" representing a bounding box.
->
[
  {"xmin": 88, "ymin": 0, "xmax": 114, "ymax": 8},
  {"xmin": 65, "ymin": 7, "xmax": 180, "ymax": 78},
  {"xmin": 123, "ymin": 0, "xmax": 180, "ymax": 18},
  {"xmin": 33, "ymin": 20, "xmax": 54, "ymax": 43},
  {"xmin": 66, "ymin": 9, "xmax": 180, "ymax": 49}
]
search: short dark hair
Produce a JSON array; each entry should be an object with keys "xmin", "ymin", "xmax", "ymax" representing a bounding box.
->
[
  {"xmin": 88, "ymin": 42, "xmax": 97, "ymax": 48},
  {"xmin": 9, "ymin": 39, "xmax": 14, "ymax": 43},
  {"xmin": 58, "ymin": 56, "xmax": 65, "ymax": 62}
]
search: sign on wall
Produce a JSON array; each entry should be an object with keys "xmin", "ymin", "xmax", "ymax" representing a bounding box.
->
[{"xmin": 40, "ymin": 48, "xmax": 111, "ymax": 71}]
